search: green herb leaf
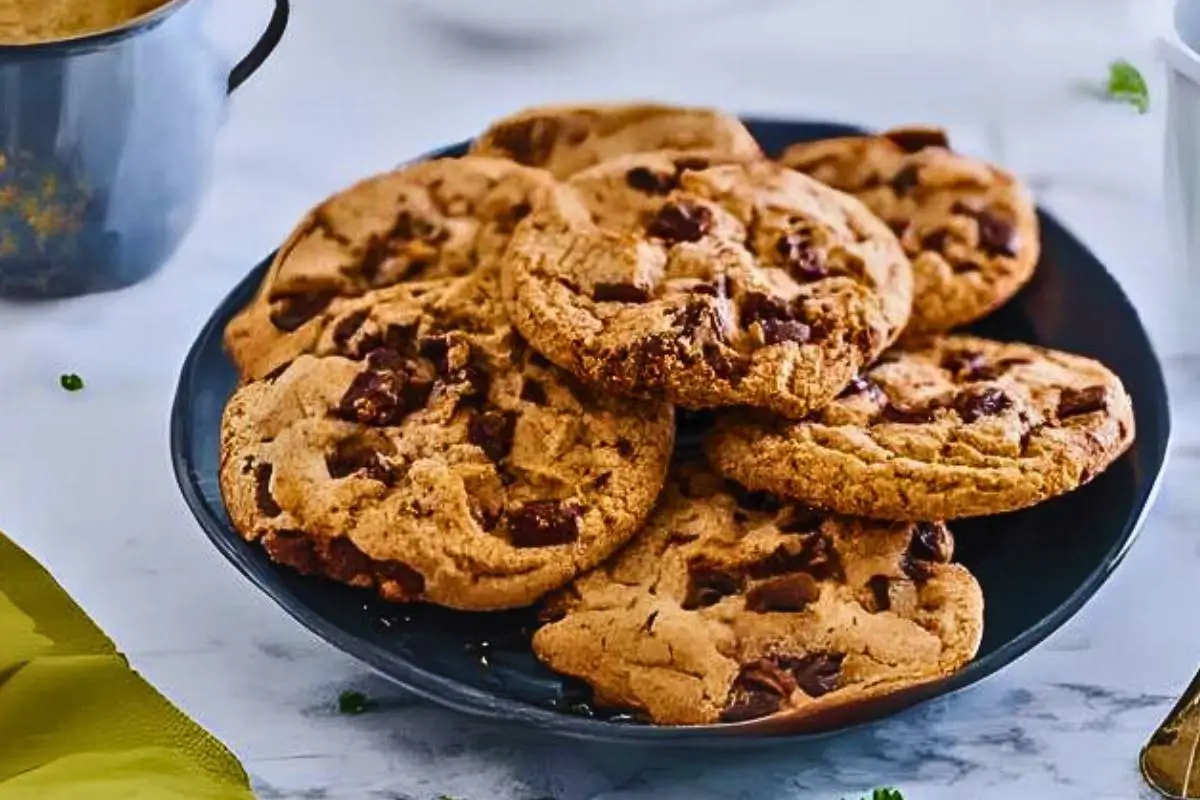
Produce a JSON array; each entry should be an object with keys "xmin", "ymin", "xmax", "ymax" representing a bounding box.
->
[
  {"xmin": 337, "ymin": 689, "xmax": 376, "ymax": 715},
  {"xmin": 1106, "ymin": 59, "xmax": 1149, "ymax": 113},
  {"xmin": 872, "ymin": 790, "xmax": 903, "ymax": 800},
  {"xmin": 59, "ymin": 373, "xmax": 84, "ymax": 392}
]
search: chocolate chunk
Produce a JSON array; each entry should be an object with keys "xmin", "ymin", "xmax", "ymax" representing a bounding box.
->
[
  {"xmin": 745, "ymin": 573, "xmax": 820, "ymax": 613},
  {"xmin": 468, "ymin": 410, "xmax": 517, "ymax": 463},
  {"xmin": 864, "ymin": 575, "xmax": 891, "ymax": 613},
  {"xmin": 377, "ymin": 560, "xmax": 425, "ymax": 598},
  {"xmin": 890, "ymin": 165, "xmax": 921, "ymax": 196},
  {"xmin": 325, "ymin": 437, "xmax": 395, "ymax": 483},
  {"xmin": 323, "ymin": 537, "xmax": 375, "ymax": 582},
  {"xmin": 520, "ymin": 379, "xmax": 548, "ymax": 405},
  {"xmin": 593, "ymin": 282, "xmax": 651, "ymax": 303},
  {"xmin": 682, "ymin": 563, "xmax": 744, "ymax": 610},
  {"xmin": 759, "ymin": 318, "xmax": 812, "ymax": 346},
  {"xmin": 269, "ymin": 290, "xmax": 335, "ymax": 332},
  {"xmin": 838, "ymin": 375, "xmax": 886, "ymax": 403},
  {"xmin": 1057, "ymin": 385, "xmax": 1108, "ymax": 419},
  {"xmin": 954, "ymin": 386, "xmax": 1013, "ymax": 423},
  {"xmin": 418, "ymin": 335, "xmax": 452, "ymax": 374},
  {"xmin": 748, "ymin": 532, "xmax": 844, "ymax": 582},
  {"xmin": 740, "ymin": 291, "xmax": 796, "ymax": 325},
  {"xmin": 909, "ymin": 521, "xmax": 954, "ymax": 563},
  {"xmin": 726, "ymin": 480, "xmax": 783, "ymax": 513},
  {"xmin": 647, "ymin": 201, "xmax": 713, "ymax": 243},
  {"xmin": 454, "ymin": 360, "xmax": 492, "ymax": 406},
  {"xmin": 488, "ymin": 117, "xmax": 561, "ymax": 165},
  {"xmin": 382, "ymin": 322, "xmax": 420, "ymax": 356},
  {"xmin": 625, "ymin": 166, "xmax": 677, "ymax": 194},
  {"xmin": 591, "ymin": 471, "xmax": 612, "ymax": 490},
  {"xmin": 365, "ymin": 347, "xmax": 408, "ymax": 373},
  {"xmin": 336, "ymin": 367, "xmax": 430, "ymax": 426},
  {"xmin": 884, "ymin": 127, "xmax": 950, "ymax": 153},
  {"xmin": 779, "ymin": 507, "xmax": 823, "ymax": 534},
  {"xmin": 975, "ymin": 211, "xmax": 1018, "ymax": 257},
  {"xmin": 720, "ymin": 689, "xmax": 783, "ymax": 723},
  {"xmin": 263, "ymin": 530, "xmax": 319, "ymax": 574},
  {"xmin": 776, "ymin": 233, "xmax": 828, "ymax": 281},
  {"xmin": 881, "ymin": 402, "xmax": 938, "ymax": 424},
  {"xmin": 254, "ymin": 463, "xmax": 282, "ymax": 517},
  {"xmin": 508, "ymin": 500, "xmax": 582, "ymax": 547},
  {"xmin": 920, "ymin": 229, "xmax": 951, "ymax": 253},
  {"xmin": 886, "ymin": 218, "xmax": 909, "ymax": 237},
  {"xmin": 616, "ymin": 438, "xmax": 634, "ymax": 458},
  {"xmin": 780, "ymin": 652, "xmax": 844, "ymax": 697},
  {"xmin": 332, "ymin": 310, "xmax": 370, "ymax": 352}
]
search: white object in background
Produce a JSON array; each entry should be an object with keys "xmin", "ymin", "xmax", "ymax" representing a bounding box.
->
[
  {"xmin": 400, "ymin": 0, "xmax": 738, "ymax": 41},
  {"xmin": 1159, "ymin": 0, "xmax": 1200, "ymax": 356}
]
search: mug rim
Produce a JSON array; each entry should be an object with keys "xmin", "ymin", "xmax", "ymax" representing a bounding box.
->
[{"xmin": 0, "ymin": 0, "xmax": 193, "ymax": 56}]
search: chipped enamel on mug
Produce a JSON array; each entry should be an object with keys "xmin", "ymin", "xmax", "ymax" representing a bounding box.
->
[{"xmin": 0, "ymin": 0, "xmax": 288, "ymax": 298}]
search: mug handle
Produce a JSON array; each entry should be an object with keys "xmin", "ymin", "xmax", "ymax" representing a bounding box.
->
[{"xmin": 227, "ymin": 0, "xmax": 291, "ymax": 94}]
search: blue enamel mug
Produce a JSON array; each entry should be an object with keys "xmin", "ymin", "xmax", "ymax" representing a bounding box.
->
[{"xmin": 0, "ymin": 0, "xmax": 289, "ymax": 298}]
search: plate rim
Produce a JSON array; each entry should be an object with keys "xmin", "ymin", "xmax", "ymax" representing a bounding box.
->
[{"xmin": 170, "ymin": 116, "xmax": 1173, "ymax": 745}]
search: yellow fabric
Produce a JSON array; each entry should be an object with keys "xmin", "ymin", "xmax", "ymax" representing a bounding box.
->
[{"xmin": 0, "ymin": 533, "xmax": 254, "ymax": 800}]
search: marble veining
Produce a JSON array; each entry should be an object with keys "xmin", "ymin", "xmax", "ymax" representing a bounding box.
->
[{"xmin": 0, "ymin": 0, "xmax": 1192, "ymax": 797}]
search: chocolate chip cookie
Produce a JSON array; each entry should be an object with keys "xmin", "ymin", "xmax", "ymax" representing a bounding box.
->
[
  {"xmin": 706, "ymin": 335, "xmax": 1135, "ymax": 520},
  {"xmin": 220, "ymin": 267, "xmax": 675, "ymax": 610},
  {"xmin": 501, "ymin": 155, "xmax": 914, "ymax": 418},
  {"xmin": 470, "ymin": 102, "xmax": 764, "ymax": 179},
  {"xmin": 532, "ymin": 465, "xmax": 984, "ymax": 726},
  {"xmin": 781, "ymin": 127, "xmax": 1039, "ymax": 337},
  {"xmin": 224, "ymin": 156, "xmax": 559, "ymax": 381}
]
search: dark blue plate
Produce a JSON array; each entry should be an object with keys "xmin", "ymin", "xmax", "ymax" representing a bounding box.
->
[{"xmin": 170, "ymin": 118, "xmax": 1171, "ymax": 744}]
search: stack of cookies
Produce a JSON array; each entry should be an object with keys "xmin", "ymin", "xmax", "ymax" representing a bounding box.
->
[{"xmin": 218, "ymin": 102, "xmax": 1136, "ymax": 727}]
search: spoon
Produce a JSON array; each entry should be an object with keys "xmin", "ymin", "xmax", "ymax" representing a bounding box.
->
[{"xmin": 1142, "ymin": 665, "xmax": 1200, "ymax": 798}]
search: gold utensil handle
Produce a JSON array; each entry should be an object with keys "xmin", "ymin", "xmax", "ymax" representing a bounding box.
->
[{"xmin": 1142, "ymin": 665, "xmax": 1200, "ymax": 798}]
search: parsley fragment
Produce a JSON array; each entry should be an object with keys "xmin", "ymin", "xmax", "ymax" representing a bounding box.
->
[
  {"xmin": 870, "ymin": 790, "xmax": 903, "ymax": 800},
  {"xmin": 59, "ymin": 373, "xmax": 84, "ymax": 392},
  {"xmin": 337, "ymin": 689, "xmax": 376, "ymax": 715},
  {"xmin": 1105, "ymin": 59, "xmax": 1149, "ymax": 113}
]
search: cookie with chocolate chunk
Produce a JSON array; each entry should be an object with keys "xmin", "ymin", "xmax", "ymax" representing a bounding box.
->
[
  {"xmin": 501, "ymin": 154, "xmax": 913, "ymax": 419},
  {"xmin": 706, "ymin": 335, "xmax": 1135, "ymax": 520},
  {"xmin": 781, "ymin": 126, "xmax": 1039, "ymax": 337},
  {"xmin": 219, "ymin": 267, "xmax": 674, "ymax": 610},
  {"xmin": 532, "ymin": 465, "xmax": 983, "ymax": 726},
  {"xmin": 470, "ymin": 102, "xmax": 763, "ymax": 179},
  {"xmin": 225, "ymin": 156, "xmax": 559, "ymax": 381}
]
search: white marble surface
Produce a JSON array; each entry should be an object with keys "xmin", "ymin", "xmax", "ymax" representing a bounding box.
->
[{"xmin": 0, "ymin": 0, "xmax": 1195, "ymax": 797}]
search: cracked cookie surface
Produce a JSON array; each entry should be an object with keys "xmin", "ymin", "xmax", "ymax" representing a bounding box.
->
[
  {"xmin": 469, "ymin": 102, "xmax": 763, "ymax": 179},
  {"xmin": 532, "ymin": 465, "xmax": 983, "ymax": 726},
  {"xmin": 501, "ymin": 153, "xmax": 914, "ymax": 419},
  {"xmin": 220, "ymin": 268, "xmax": 674, "ymax": 610},
  {"xmin": 780, "ymin": 126, "xmax": 1039, "ymax": 337},
  {"xmin": 225, "ymin": 156, "xmax": 559, "ymax": 381},
  {"xmin": 706, "ymin": 335, "xmax": 1135, "ymax": 520}
]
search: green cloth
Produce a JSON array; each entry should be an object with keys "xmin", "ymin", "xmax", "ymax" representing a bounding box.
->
[{"xmin": 0, "ymin": 533, "xmax": 254, "ymax": 800}]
